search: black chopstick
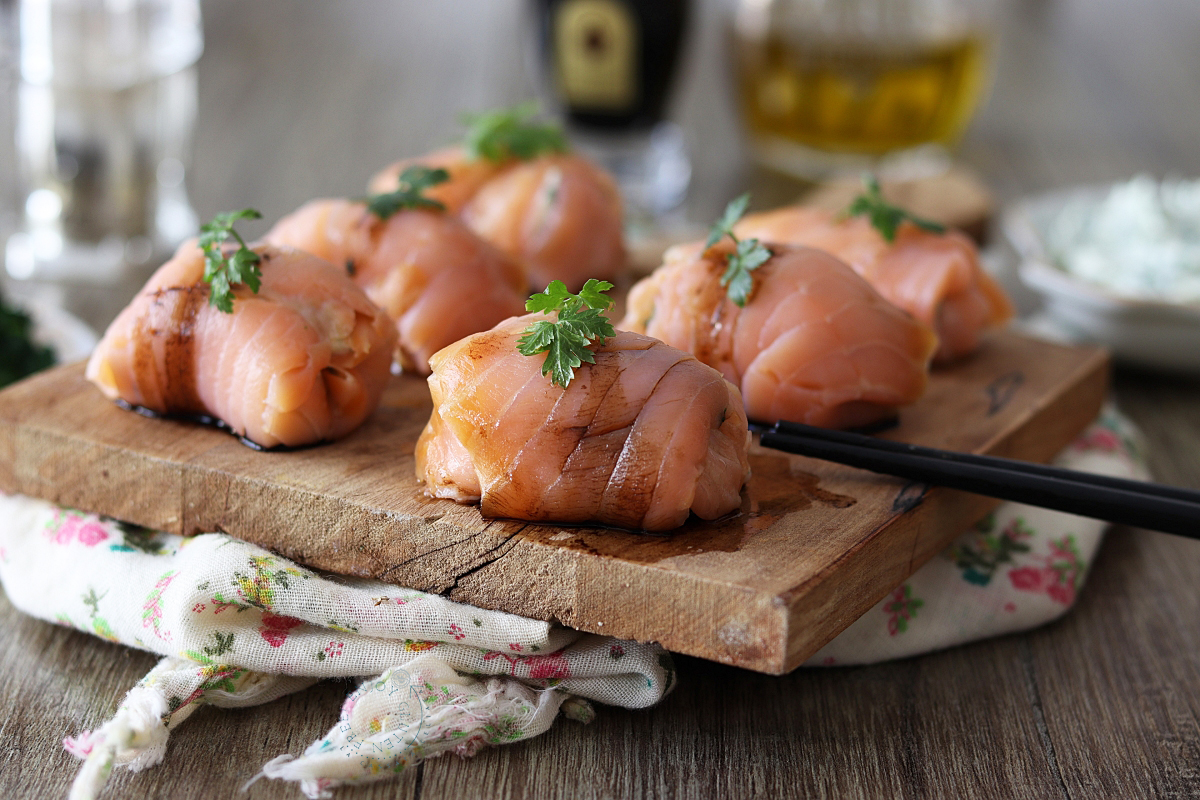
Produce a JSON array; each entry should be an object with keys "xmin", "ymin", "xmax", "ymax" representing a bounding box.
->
[
  {"xmin": 759, "ymin": 422, "xmax": 1200, "ymax": 541},
  {"xmin": 772, "ymin": 420, "xmax": 1200, "ymax": 505}
]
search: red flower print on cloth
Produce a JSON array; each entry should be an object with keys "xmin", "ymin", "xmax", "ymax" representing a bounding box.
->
[
  {"xmin": 1070, "ymin": 426, "xmax": 1121, "ymax": 454},
  {"xmin": 1007, "ymin": 535, "xmax": 1085, "ymax": 606},
  {"xmin": 484, "ymin": 651, "xmax": 521, "ymax": 673},
  {"xmin": 883, "ymin": 584, "xmax": 924, "ymax": 636},
  {"xmin": 483, "ymin": 650, "xmax": 571, "ymax": 680},
  {"xmin": 323, "ymin": 641, "xmax": 344, "ymax": 659},
  {"xmin": 525, "ymin": 653, "xmax": 571, "ymax": 681},
  {"xmin": 44, "ymin": 510, "xmax": 109, "ymax": 547},
  {"xmin": 448, "ymin": 623, "xmax": 465, "ymax": 641},
  {"xmin": 259, "ymin": 612, "xmax": 305, "ymax": 647},
  {"xmin": 1008, "ymin": 567, "xmax": 1046, "ymax": 592}
]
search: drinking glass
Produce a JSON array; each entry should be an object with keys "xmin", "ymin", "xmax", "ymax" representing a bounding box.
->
[
  {"xmin": 5, "ymin": 0, "xmax": 202, "ymax": 287},
  {"xmin": 732, "ymin": 0, "xmax": 997, "ymax": 180}
]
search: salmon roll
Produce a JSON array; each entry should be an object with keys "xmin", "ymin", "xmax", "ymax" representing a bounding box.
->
[
  {"xmin": 416, "ymin": 316, "xmax": 750, "ymax": 532},
  {"xmin": 367, "ymin": 146, "xmax": 503, "ymax": 214},
  {"xmin": 459, "ymin": 153, "xmax": 625, "ymax": 293},
  {"xmin": 621, "ymin": 241, "xmax": 938, "ymax": 430},
  {"xmin": 734, "ymin": 206, "xmax": 1013, "ymax": 362},
  {"xmin": 369, "ymin": 108, "xmax": 626, "ymax": 292},
  {"xmin": 266, "ymin": 199, "xmax": 528, "ymax": 375},
  {"xmin": 86, "ymin": 241, "xmax": 396, "ymax": 448}
]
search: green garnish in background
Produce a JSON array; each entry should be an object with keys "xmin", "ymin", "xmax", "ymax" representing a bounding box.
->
[
  {"xmin": 199, "ymin": 209, "xmax": 263, "ymax": 314},
  {"xmin": 365, "ymin": 165, "xmax": 450, "ymax": 219},
  {"xmin": 845, "ymin": 175, "xmax": 946, "ymax": 242},
  {"xmin": 0, "ymin": 296, "xmax": 54, "ymax": 388},
  {"xmin": 517, "ymin": 279, "xmax": 616, "ymax": 389},
  {"xmin": 463, "ymin": 103, "xmax": 568, "ymax": 164},
  {"xmin": 705, "ymin": 193, "xmax": 773, "ymax": 307}
]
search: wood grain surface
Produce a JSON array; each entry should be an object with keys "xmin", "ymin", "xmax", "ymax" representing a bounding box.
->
[
  {"xmin": 0, "ymin": 331, "xmax": 1106, "ymax": 673},
  {"xmin": 2, "ymin": 0, "xmax": 1200, "ymax": 797}
]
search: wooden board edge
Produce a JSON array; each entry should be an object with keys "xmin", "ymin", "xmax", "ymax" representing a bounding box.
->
[{"xmin": 775, "ymin": 345, "xmax": 1111, "ymax": 673}]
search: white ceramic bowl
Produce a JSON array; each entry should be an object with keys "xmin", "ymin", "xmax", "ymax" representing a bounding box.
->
[{"xmin": 1004, "ymin": 185, "xmax": 1200, "ymax": 374}]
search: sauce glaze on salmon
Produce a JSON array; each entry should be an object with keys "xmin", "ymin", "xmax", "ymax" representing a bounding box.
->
[
  {"xmin": 266, "ymin": 200, "xmax": 528, "ymax": 375},
  {"xmin": 620, "ymin": 242, "xmax": 937, "ymax": 429},
  {"xmin": 416, "ymin": 315, "xmax": 751, "ymax": 532},
  {"xmin": 733, "ymin": 206, "xmax": 1013, "ymax": 362},
  {"xmin": 86, "ymin": 241, "xmax": 396, "ymax": 448}
]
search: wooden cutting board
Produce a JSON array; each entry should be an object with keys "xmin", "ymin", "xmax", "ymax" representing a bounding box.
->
[{"xmin": 0, "ymin": 330, "xmax": 1107, "ymax": 674}]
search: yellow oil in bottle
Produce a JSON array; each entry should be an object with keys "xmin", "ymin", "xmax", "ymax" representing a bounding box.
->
[{"xmin": 736, "ymin": 34, "xmax": 990, "ymax": 157}]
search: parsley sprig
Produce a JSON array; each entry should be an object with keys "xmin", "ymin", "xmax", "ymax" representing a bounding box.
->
[
  {"xmin": 199, "ymin": 209, "xmax": 263, "ymax": 314},
  {"xmin": 846, "ymin": 175, "xmax": 946, "ymax": 242},
  {"xmin": 463, "ymin": 103, "xmax": 568, "ymax": 164},
  {"xmin": 704, "ymin": 193, "xmax": 772, "ymax": 307},
  {"xmin": 365, "ymin": 165, "xmax": 450, "ymax": 219},
  {"xmin": 517, "ymin": 279, "xmax": 616, "ymax": 389}
]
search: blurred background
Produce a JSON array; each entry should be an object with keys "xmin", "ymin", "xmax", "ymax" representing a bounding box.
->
[{"xmin": 1, "ymin": 0, "xmax": 1199, "ymax": 335}]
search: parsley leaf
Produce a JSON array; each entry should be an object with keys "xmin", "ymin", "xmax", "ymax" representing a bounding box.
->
[
  {"xmin": 705, "ymin": 192, "xmax": 751, "ymax": 250},
  {"xmin": 704, "ymin": 193, "xmax": 772, "ymax": 307},
  {"xmin": 365, "ymin": 166, "xmax": 450, "ymax": 219},
  {"xmin": 463, "ymin": 103, "xmax": 568, "ymax": 164},
  {"xmin": 845, "ymin": 175, "xmax": 946, "ymax": 242},
  {"xmin": 516, "ymin": 279, "xmax": 616, "ymax": 388},
  {"xmin": 199, "ymin": 209, "xmax": 263, "ymax": 314}
]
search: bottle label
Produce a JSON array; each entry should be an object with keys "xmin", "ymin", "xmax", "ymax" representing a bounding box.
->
[{"xmin": 553, "ymin": 0, "xmax": 638, "ymax": 112}]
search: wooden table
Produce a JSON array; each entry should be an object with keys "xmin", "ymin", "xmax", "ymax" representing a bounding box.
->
[{"xmin": 3, "ymin": 1, "xmax": 1200, "ymax": 797}]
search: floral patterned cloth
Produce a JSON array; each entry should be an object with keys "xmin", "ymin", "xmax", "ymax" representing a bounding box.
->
[
  {"xmin": 0, "ymin": 406, "xmax": 1145, "ymax": 799},
  {"xmin": 805, "ymin": 406, "xmax": 1148, "ymax": 665},
  {"xmin": 0, "ymin": 496, "xmax": 673, "ymax": 800}
]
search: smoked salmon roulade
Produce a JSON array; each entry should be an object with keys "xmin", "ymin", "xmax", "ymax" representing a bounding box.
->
[
  {"xmin": 369, "ymin": 107, "xmax": 626, "ymax": 292},
  {"xmin": 367, "ymin": 146, "xmax": 504, "ymax": 214},
  {"xmin": 266, "ymin": 199, "xmax": 528, "ymax": 375},
  {"xmin": 415, "ymin": 316, "xmax": 751, "ymax": 532},
  {"xmin": 733, "ymin": 206, "xmax": 1013, "ymax": 362},
  {"xmin": 86, "ymin": 240, "xmax": 396, "ymax": 448},
  {"xmin": 620, "ymin": 241, "xmax": 938, "ymax": 430},
  {"xmin": 457, "ymin": 153, "xmax": 626, "ymax": 292}
]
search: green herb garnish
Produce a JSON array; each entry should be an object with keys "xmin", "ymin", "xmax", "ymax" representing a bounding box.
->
[
  {"xmin": 845, "ymin": 175, "xmax": 946, "ymax": 242},
  {"xmin": 0, "ymin": 295, "xmax": 54, "ymax": 388},
  {"xmin": 705, "ymin": 193, "xmax": 772, "ymax": 307},
  {"xmin": 517, "ymin": 279, "xmax": 616, "ymax": 389},
  {"xmin": 463, "ymin": 103, "xmax": 568, "ymax": 164},
  {"xmin": 199, "ymin": 208, "xmax": 263, "ymax": 314},
  {"xmin": 365, "ymin": 165, "xmax": 450, "ymax": 219}
]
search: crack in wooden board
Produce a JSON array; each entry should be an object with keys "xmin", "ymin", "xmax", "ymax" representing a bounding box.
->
[{"xmin": 0, "ymin": 330, "xmax": 1109, "ymax": 673}]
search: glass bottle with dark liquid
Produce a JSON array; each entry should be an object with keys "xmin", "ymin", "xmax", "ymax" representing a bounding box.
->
[
  {"xmin": 536, "ymin": 0, "xmax": 688, "ymax": 131},
  {"xmin": 534, "ymin": 0, "xmax": 692, "ymax": 215}
]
